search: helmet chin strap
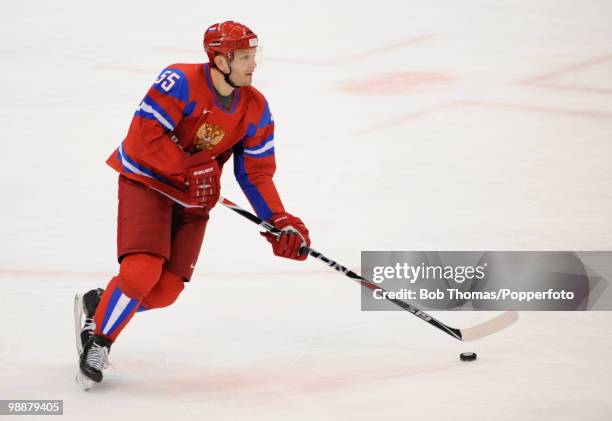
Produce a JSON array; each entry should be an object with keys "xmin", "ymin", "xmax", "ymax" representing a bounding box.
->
[{"xmin": 220, "ymin": 64, "xmax": 239, "ymax": 89}]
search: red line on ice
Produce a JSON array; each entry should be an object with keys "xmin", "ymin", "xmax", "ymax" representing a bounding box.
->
[
  {"xmin": 360, "ymin": 100, "xmax": 612, "ymax": 133},
  {"xmin": 521, "ymin": 53, "xmax": 612, "ymax": 95}
]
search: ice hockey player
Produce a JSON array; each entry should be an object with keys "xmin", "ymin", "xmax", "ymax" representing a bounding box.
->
[{"xmin": 75, "ymin": 21, "xmax": 310, "ymax": 389}]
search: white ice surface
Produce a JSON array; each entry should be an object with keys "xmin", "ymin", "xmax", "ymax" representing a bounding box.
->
[{"xmin": 1, "ymin": 0, "xmax": 612, "ymax": 420}]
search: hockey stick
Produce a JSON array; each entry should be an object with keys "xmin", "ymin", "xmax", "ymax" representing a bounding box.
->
[{"xmin": 219, "ymin": 196, "xmax": 518, "ymax": 341}]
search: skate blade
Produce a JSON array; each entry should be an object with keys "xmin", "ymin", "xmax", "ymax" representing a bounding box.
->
[
  {"xmin": 74, "ymin": 294, "xmax": 85, "ymax": 356},
  {"xmin": 75, "ymin": 371, "xmax": 96, "ymax": 391}
]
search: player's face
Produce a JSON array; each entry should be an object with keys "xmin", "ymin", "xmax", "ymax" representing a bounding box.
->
[{"xmin": 229, "ymin": 48, "xmax": 257, "ymax": 86}]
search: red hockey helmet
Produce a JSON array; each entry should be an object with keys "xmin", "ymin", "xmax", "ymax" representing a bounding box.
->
[{"xmin": 203, "ymin": 21, "xmax": 258, "ymax": 65}]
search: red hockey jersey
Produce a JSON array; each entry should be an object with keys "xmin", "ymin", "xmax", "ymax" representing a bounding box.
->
[{"xmin": 106, "ymin": 63, "xmax": 284, "ymax": 220}]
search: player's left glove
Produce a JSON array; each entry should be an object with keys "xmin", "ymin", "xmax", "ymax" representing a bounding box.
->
[{"xmin": 261, "ymin": 212, "xmax": 311, "ymax": 261}]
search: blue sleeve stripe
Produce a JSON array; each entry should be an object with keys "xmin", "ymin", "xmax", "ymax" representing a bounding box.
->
[
  {"xmin": 117, "ymin": 142, "xmax": 172, "ymax": 185},
  {"xmin": 244, "ymin": 134, "xmax": 274, "ymax": 154},
  {"xmin": 258, "ymin": 100, "xmax": 273, "ymax": 127},
  {"xmin": 257, "ymin": 101, "xmax": 273, "ymax": 129},
  {"xmin": 152, "ymin": 68, "xmax": 190, "ymax": 102},
  {"xmin": 243, "ymin": 101, "xmax": 274, "ymax": 139},
  {"xmin": 233, "ymin": 142, "xmax": 273, "ymax": 220},
  {"xmin": 244, "ymin": 123, "xmax": 257, "ymax": 139},
  {"xmin": 134, "ymin": 111, "xmax": 157, "ymax": 124},
  {"xmin": 183, "ymin": 101, "xmax": 196, "ymax": 117},
  {"xmin": 135, "ymin": 96, "xmax": 176, "ymax": 131}
]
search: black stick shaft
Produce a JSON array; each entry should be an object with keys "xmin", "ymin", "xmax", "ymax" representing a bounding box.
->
[{"xmin": 219, "ymin": 196, "xmax": 464, "ymax": 341}]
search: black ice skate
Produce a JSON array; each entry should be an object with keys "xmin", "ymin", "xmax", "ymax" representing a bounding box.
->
[
  {"xmin": 76, "ymin": 334, "xmax": 112, "ymax": 390},
  {"xmin": 73, "ymin": 288, "xmax": 104, "ymax": 356}
]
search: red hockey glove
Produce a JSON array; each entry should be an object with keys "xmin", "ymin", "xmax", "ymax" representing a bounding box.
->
[
  {"xmin": 183, "ymin": 152, "xmax": 220, "ymax": 211},
  {"xmin": 261, "ymin": 212, "xmax": 311, "ymax": 261}
]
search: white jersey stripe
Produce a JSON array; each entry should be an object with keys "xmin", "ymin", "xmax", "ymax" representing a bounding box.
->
[
  {"xmin": 118, "ymin": 145, "xmax": 153, "ymax": 179},
  {"xmin": 138, "ymin": 101, "xmax": 174, "ymax": 131},
  {"xmin": 244, "ymin": 139, "xmax": 275, "ymax": 155}
]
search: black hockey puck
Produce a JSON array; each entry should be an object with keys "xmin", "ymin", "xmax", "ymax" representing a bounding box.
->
[{"xmin": 460, "ymin": 352, "xmax": 477, "ymax": 361}]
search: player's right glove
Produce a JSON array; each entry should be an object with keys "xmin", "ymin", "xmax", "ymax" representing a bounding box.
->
[
  {"xmin": 261, "ymin": 212, "xmax": 311, "ymax": 261},
  {"xmin": 183, "ymin": 152, "xmax": 220, "ymax": 212}
]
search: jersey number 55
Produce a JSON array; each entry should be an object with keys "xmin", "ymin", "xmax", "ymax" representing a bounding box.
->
[{"xmin": 154, "ymin": 70, "xmax": 181, "ymax": 92}]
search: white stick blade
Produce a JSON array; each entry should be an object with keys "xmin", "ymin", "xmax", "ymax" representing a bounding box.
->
[{"xmin": 460, "ymin": 311, "xmax": 519, "ymax": 341}]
